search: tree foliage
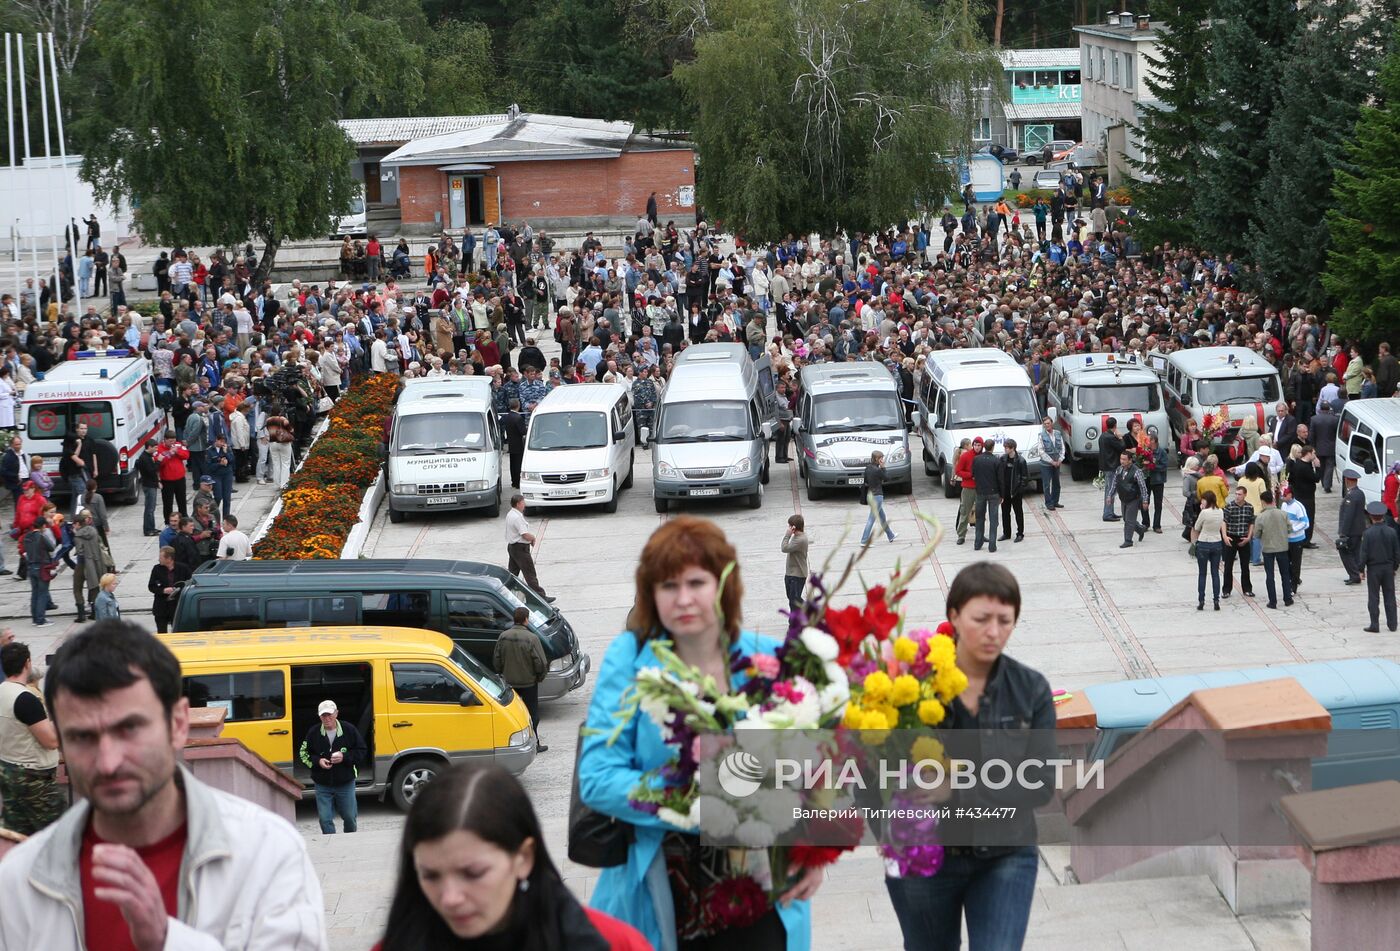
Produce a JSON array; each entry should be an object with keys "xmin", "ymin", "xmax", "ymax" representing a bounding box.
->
[
  {"xmin": 76, "ymin": 0, "xmax": 423, "ymax": 280},
  {"xmin": 1127, "ymin": 0, "xmax": 1210, "ymax": 248},
  {"xmin": 1190, "ymin": 0, "xmax": 1299, "ymax": 258},
  {"xmin": 421, "ymin": 18, "xmax": 509, "ymax": 116},
  {"xmin": 1323, "ymin": 25, "xmax": 1400, "ymax": 341},
  {"xmin": 676, "ymin": 0, "xmax": 997, "ymax": 241},
  {"xmin": 1247, "ymin": 2, "xmax": 1396, "ymax": 312}
]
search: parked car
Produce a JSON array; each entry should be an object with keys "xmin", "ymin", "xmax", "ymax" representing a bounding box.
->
[
  {"xmin": 1032, "ymin": 168, "xmax": 1064, "ymax": 190},
  {"xmin": 1037, "ymin": 139, "xmax": 1077, "ymax": 164},
  {"xmin": 976, "ymin": 143, "xmax": 1020, "ymax": 165}
]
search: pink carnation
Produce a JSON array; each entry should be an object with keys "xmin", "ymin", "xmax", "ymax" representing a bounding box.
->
[{"xmin": 750, "ymin": 654, "xmax": 781, "ymax": 679}]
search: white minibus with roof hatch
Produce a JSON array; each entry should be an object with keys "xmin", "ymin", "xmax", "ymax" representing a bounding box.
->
[
  {"xmin": 386, "ymin": 377, "xmax": 503, "ymax": 522},
  {"xmin": 1159, "ymin": 347, "xmax": 1282, "ymax": 467},
  {"xmin": 520, "ymin": 383, "xmax": 635, "ymax": 513},
  {"xmin": 1048, "ymin": 353, "xmax": 1169, "ymax": 479},
  {"xmin": 795, "ymin": 362, "xmax": 911, "ymax": 501}
]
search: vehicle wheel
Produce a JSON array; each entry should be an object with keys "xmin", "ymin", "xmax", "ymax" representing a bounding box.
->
[
  {"xmin": 807, "ymin": 475, "xmax": 827, "ymax": 502},
  {"xmin": 389, "ymin": 756, "xmax": 443, "ymax": 812},
  {"xmin": 122, "ymin": 475, "xmax": 141, "ymax": 505},
  {"xmin": 602, "ymin": 486, "xmax": 619, "ymax": 514},
  {"xmin": 654, "ymin": 496, "xmax": 668, "ymax": 514},
  {"xmin": 923, "ymin": 446, "xmax": 938, "ymax": 477},
  {"xmin": 747, "ymin": 485, "xmax": 763, "ymax": 509},
  {"xmin": 388, "ymin": 505, "xmax": 405, "ymax": 524},
  {"xmin": 621, "ymin": 451, "xmax": 635, "ymax": 489},
  {"xmin": 760, "ymin": 460, "xmax": 770, "ymax": 485},
  {"xmin": 1070, "ymin": 459, "xmax": 1096, "ymax": 482},
  {"xmin": 894, "ymin": 480, "xmax": 913, "ymax": 495},
  {"xmin": 942, "ymin": 464, "xmax": 959, "ymax": 499},
  {"xmin": 483, "ymin": 489, "xmax": 501, "ymax": 518}
]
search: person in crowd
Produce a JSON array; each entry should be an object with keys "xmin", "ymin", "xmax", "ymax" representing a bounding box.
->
[
  {"xmin": 0, "ymin": 621, "xmax": 329, "ymax": 949},
  {"xmin": 885, "ymin": 562, "xmax": 1053, "ymax": 951},
  {"xmin": 1179, "ymin": 456, "xmax": 1203, "ymax": 544},
  {"xmin": 1361, "ymin": 501, "xmax": 1400, "ymax": 633},
  {"xmin": 376, "ymin": 763, "xmax": 649, "ymax": 951},
  {"xmin": 1339, "ymin": 469, "xmax": 1368, "ymax": 585},
  {"xmin": 492, "ymin": 607, "xmax": 549, "ymax": 753},
  {"xmin": 1112, "ymin": 449, "xmax": 1149, "ymax": 549},
  {"xmin": 148, "ymin": 545, "xmax": 191, "ymax": 633},
  {"xmin": 505, "ymin": 494, "xmax": 553, "ymax": 602},
  {"xmin": 94, "ymin": 572, "xmax": 121, "ymax": 619},
  {"xmin": 1255, "ymin": 491, "xmax": 1294, "ymax": 609},
  {"xmin": 136, "ymin": 439, "xmax": 161, "ymax": 536},
  {"xmin": 22, "ymin": 511, "xmax": 56, "ymax": 626},
  {"xmin": 971, "ymin": 439, "xmax": 1001, "ymax": 551},
  {"xmin": 1192, "ymin": 492, "xmax": 1228, "ymax": 610},
  {"xmin": 299, "ymin": 699, "xmax": 366, "ymax": 835},
  {"xmin": 1037, "ymin": 416, "xmax": 1064, "ymax": 511},
  {"xmin": 1221, "ymin": 484, "xmax": 1257, "ymax": 599},
  {"xmin": 859, "ymin": 450, "xmax": 897, "ymax": 546},
  {"xmin": 1280, "ymin": 485, "xmax": 1310, "ymax": 592},
  {"xmin": 579, "ymin": 517, "xmax": 819, "ymax": 949},
  {"xmin": 1098, "ymin": 417, "xmax": 1124, "ymax": 521},
  {"xmin": 154, "ymin": 430, "xmax": 190, "ymax": 520},
  {"xmin": 781, "ymin": 513, "xmax": 810, "ymax": 611},
  {"xmin": 997, "ymin": 438, "xmax": 1028, "ymax": 543},
  {"xmin": 0, "ymin": 640, "xmax": 64, "ymax": 836},
  {"xmin": 70, "ymin": 509, "xmax": 105, "ymax": 622},
  {"xmin": 954, "ymin": 437, "xmax": 979, "ymax": 545}
]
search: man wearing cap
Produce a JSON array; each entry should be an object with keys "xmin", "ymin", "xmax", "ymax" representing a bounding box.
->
[
  {"xmin": 1339, "ymin": 469, "xmax": 1369, "ymax": 584},
  {"xmin": 298, "ymin": 700, "xmax": 366, "ymax": 835},
  {"xmin": 1360, "ymin": 500, "xmax": 1400, "ymax": 632}
]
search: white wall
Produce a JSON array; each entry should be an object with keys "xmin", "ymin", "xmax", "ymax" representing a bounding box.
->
[{"xmin": 0, "ymin": 155, "xmax": 133, "ymax": 253}]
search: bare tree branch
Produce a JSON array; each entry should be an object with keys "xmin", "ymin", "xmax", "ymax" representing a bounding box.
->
[{"xmin": 12, "ymin": 0, "xmax": 105, "ymax": 73}]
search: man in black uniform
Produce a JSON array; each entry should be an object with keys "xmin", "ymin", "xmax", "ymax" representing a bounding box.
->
[
  {"xmin": 1360, "ymin": 500, "xmax": 1400, "ymax": 632},
  {"xmin": 501, "ymin": 399, "xmax": 528, "ymax": 489},
  {"xmin": 1339, "ymin": 469, "xmax": 1368, "ymax": 585}
]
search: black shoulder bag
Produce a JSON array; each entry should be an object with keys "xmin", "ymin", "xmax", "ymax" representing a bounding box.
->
[{"xmin": 567, "ymin": 631, "xmax": 641, "ymax": 868}]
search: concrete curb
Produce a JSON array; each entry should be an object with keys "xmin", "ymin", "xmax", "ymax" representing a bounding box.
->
[{"xmin": 339, "ymin": 471, "xmax": 385, "ymax": 559}]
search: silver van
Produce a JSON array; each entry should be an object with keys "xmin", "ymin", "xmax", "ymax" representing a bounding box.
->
[
  {"xmin": 650, "ymin": 343, "xmax": 777, "ymax": 512},
  {"xmin": 794, "ymin": 363, "xmax": 911, "ymax": 501}
]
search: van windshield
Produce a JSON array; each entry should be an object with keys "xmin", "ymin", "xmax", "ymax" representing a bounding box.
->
[
  {"xmin": 1198, "ymin": 375, "xmax": 1279, "ymax": 406},
  {"xmin": 498, "ymin": 578, "xmax": 553, "ymax": 628},
  {"xmin": 811, "ymin": 392, "xmax": 903, "ymax": 432},
  {"xmin": 26, "ymin": 402, "xmax": 116, "ymax": 441},
  {"xmin": 1076, "ymin": 384, "xmax": 1161, "ymax": 414},
  {"xmin": 528, "ymin": 411, "xmax": 608, "ymax": 450},
  {"xmin": 658, "ymin": 401, "xmax": 751, "ymax": 442},
  {"xmin": 948, "ymin": 387, "xmax": 1040, "ymax": 429},
  {"xmin": 395, "ymin": 412, "xmax": 489, "ymax": 453},
  {"xmin": 450, "ymin": 644, "xmax": 513, "ymax": 705}
]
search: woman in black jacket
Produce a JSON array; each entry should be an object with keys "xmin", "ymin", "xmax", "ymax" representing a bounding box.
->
[{"xmin": 998, "ymin": 438, "xmax": 1029, "ymax": 542}]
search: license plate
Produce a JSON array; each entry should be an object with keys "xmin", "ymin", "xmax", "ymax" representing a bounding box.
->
[
  {"xmin": 690, "ymin": 488, "xmax": 721, "ymax": 497},
  {"xmin": 847, "ymin": 477, "xmax": 864, "ymax": 486},
  {"xmin": 548, "ymin": 489, "xmax": 583, "ymax": 498},
  {"xmin": 425, "ymin": 497, "xmax": 458, "ymax": 505}
]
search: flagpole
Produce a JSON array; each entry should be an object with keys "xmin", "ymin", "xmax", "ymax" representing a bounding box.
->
[{"xmin": 47, "ymin": 31, "xmax": 80, "ymax": 319}]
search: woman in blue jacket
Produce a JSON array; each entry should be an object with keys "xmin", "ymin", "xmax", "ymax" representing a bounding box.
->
[{"xmin": 579, "ymin": 516, "xmax": 818, "ymax": 951}]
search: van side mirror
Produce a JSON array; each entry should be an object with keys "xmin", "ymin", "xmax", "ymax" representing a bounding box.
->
[
  {"xmin": 641, "ymin": 426, "xmax": 653, "ymax": 444},
  {"xmin": 761, "ymin": 421, "xmax": 775, "ymax": 440},
  {"xmin": 791, "ymin": 418, "xmax": 803, "ymax": 433},
  {"xmin": 460, "ymin": 690, "xmax": 481, "ymax": 707},
  {"xmin": 1047, "ymin": 406, "xmax": 1058, "ymax": 422},
  {"xmin": 909, "ymin": 411, "xmax": 920, "ymax": 429},
  {"xmin": 613, "ymin": 429, "xmax": 626, "ymax": 442}
]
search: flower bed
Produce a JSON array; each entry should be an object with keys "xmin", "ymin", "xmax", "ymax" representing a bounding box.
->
[{"xmin": 255, "ymin": 373, "xmax": 397, "ymax": 559}]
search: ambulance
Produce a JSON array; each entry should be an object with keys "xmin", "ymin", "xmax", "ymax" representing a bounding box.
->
[
  {"xmin": 19, "ymin": 351, "xmax": 164, "ymax": 502},
  {"xmin": 1158, "ymin": 347, "xmax": 1282, "ymax": 466},
  {"xmin": 1047, "ymin": 353, "xmax": 1169, "ymax": 479}
]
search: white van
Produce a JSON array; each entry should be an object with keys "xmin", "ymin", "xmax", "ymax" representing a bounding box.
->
[
  {"xmin": 520, "ymin": 383, "xmax": 635, "ymax": 514},
  {"xmin": 912, "ymin": 348, "xmax": 1044, "ymax": 498},
  {"xmin": 794, "ymin": 362, "xmax": 911, "ymax": 501},
  {"xmin": 1336, "ymin": 400, "xmax": 1400, "ymax": 504},
  {"xmin": 1159, "ymin": 347, "xmax": 1282, "ymax": 468},
  {"xmin": 651, "ymin": 344, "xmax": 777, "ymax": 513},
  {"xmin": 331, "ymin": 183, "xmax": 367, "ymax": 238},
  {"xmin": 1047, "ymin": 353, "xmax": 1169, "ymax": 479},
  {"xmin": 20, "ymin": 351, "xmax": 164, "ymax": 503},
  {"xmin": 386, "ymin": 377, "xmax": 503, "ymax": 522}
]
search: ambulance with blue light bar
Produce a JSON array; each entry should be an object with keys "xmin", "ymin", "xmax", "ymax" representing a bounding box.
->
[
  {"xmin": 1158, "ymin": 347, "xmax": 1282, "ymax": 466},
  {"xmin": 19, "ymin": 351, "xmax": 164, "ymax": 503},
  {"xmin": 1047, "ymin": 352, "xmax": 1169, "ymax": 479}
]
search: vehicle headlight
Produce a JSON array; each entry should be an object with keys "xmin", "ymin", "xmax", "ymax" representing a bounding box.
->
[
  {"xmin": 728, "ymin": 456, "xmax": 752, "ymax": 476},
  {"xmin": 1085, "ymin": 426, "xmax": 1099, "ymax": 441},
  {"xmin": 1146, "ymin": 425, "xmax": 1159, "ymax": 437},
  {"xmin": 885, "ymin": 445, "xmax": 907, "ymax": 464},
  {"xmin": 656, "ymin": 460, "xmax": 678, "ymax": 478},
  {"xmin": 585, "ymin": 468, "xmax": 609, "ymax": 480},
  {"xmin": 814, "ymin": 450, "xmax": 838, "ymax": 469},
  {"xmin": 463, "ymin": 480, "xmax": 487, "ymax": 491},
  {"xmin": 549, "ymin": 654, "xmax": 572, "ymax": 672},
  {"xmin": 392, "ymin": 483, "xmax": 414, "ymax": 494},
  {"xmin": 521, "ymin": 471, "xmax": 542, "ymax": 483},
  {"xmin": 508, "ymin": 728, "xmax": 532, "ymax": 748}
]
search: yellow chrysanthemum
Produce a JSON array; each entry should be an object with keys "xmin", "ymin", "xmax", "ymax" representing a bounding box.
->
[
  {"xmin": 934, "ymin": 667, "xmax": 969, "ymax": 702},
  {"xmin": 925, "ymin": 635, "xmax": 956, "ymax": 667},
  {"xmin": 891, "ymin": 674, "xmax": 921, "ymax": 707},
  {"xmin": 917, "ymin": 699, "xmax": 946, "ymax": 726},
  {"xmin": 862, "ymin": 670, "xmax": 894, "ymax": 704},
  {"xmin": 893, "ymin": 637, "xmax": 919, "ymax": 664},
  {"xmin": 911, "ymin": 736, "xmax": 946, "ymax": 765},
  {"xmin": 842, "ymin": 703, "xmax": 866, "ymax": 730},
  {"xmin": 875, "ymin": 703, "xmax": 901, "ymax": 730}
]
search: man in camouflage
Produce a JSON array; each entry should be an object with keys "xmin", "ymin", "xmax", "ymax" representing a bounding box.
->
[{"xmin": 0, "ymin": 642, "xmax": 64, "ymax": 835}]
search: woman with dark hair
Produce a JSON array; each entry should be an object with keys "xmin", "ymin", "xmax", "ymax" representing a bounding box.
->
[
  {"xmin": 579, "ymin": 516, "xmax": 819, "ymax": 950},
  {"xmin": 376, "ymin": 764, "xmax": 647, "ymax": 951},
  {"xmin": 884, "ymin": 561, "xmax": 1054, "ymax": 950}
]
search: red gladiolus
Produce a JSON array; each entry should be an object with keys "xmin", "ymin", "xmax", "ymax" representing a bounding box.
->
[
  {"xmin": 825, "ymin": 604, "xmax": 870, "ymax": 666},
  {"xmin": 704, "ymin": 876, "xmax": 769, "ymax": 931},
  {"xmin": 863, "ymin": 585, "xmax": 901, "ymax": 641}
]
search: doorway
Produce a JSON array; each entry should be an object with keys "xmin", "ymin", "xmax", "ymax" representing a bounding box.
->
[
  {"xmin": 364, "ymin": 162, "xmax": 382, "ymax": 204},
  {"xmin": 290, "ymin": 662, "xmax": 376, "ymax": 787}
]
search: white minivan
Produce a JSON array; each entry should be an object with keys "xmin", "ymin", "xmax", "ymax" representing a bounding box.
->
[
  {"xmin": 20, "ymin": 351, "xmax": 164, "ymax": 503},
  {"xmin": 386, "ymin": 377, "xmax": 503, "ymax": 522},
  {"xmin": 912, "ymin": 348, "xmax": 1044, "ymax": 498},
  {"xmin": 1337, "ymin": 399, "xmax": 1400, "ymax": 505},
  {"xmin": 520, "ymin": 383, "xmax": 635, "ymax": 514}
]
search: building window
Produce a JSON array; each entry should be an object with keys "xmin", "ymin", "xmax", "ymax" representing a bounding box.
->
[
  {"xmin": 1111, "ymin": 51, "xmax": 1120, "ymax": 86},
  {"xmin": 974, "ymin": 117, "xmax": 992, "ymax": 141},
  {"xmin": 1124, "ymin": 56, "xmax": 1135, "ymax": 90},
  {"xmin": 1099, "ymin": 47, "xmax": 1107, "ymax": 84},
  {"xmin": 1083, "ymin": 46, "xmax": 1092, "ymax": 80}
]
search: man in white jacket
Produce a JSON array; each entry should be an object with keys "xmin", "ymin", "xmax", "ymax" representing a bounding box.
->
[{"xmin": 0, "ymin": 621, "xmax": 328, "ymax": 951}]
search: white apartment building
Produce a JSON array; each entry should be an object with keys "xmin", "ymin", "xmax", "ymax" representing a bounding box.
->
[{"xmin": 1074, "ymin": 12, "xmax": 1165, "ymax": 185}]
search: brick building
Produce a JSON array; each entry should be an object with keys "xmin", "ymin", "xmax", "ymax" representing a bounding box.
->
[{"xmin": 342, "ymin": 108, "xmax": 696, "ymax": 235}]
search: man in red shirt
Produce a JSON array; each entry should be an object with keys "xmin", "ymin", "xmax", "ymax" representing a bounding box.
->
[
  {"xmin": 955, "ymin": 436, "xmax": 983, "ymax": 545},
  {"xmin": 0, "ymin": 621, "xmax": 327, "ymax": 950}
]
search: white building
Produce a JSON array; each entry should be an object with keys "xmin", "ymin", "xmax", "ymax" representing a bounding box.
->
[
  {"xmin": 1074, "ymin": 12, "xmax": 1165, "ymax": 185},
  {"xmin": 0, "ymin": 155, "xmax": 133, "ymax": 255}
]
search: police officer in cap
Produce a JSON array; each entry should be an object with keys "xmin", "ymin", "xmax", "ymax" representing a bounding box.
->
[
  {"xmin": 1361, "ymin": 500, "xmax": 1400, "ymax": 632},
  {"xmin": 1338, "ymin": 468, "xmax": 1368, "ymax": 584}
]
